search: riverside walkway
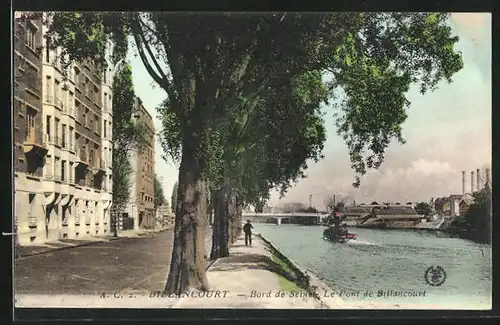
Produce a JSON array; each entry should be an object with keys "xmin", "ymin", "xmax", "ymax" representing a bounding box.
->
[{"xmin": 174, "ymin": 234, "xmax": 326, "ymax": 309}]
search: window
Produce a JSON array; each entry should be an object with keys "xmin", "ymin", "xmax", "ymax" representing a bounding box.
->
[
  {"xmin": 55, "ymin": 118, "xmax": 60, "ymax": 144},
  {"xmin": 69, "ymin": 162, "xmax": 74, "ymax": 182},
  {"xmin": 108, "ymin": 121, "xmax": 112, "ymax": 139},
  {"xmin": 103, "ymin": 120, "xmax": 107, "ymax": 138},
  {"xmin": 55, "ymin": 80, "xmax": 60, "ymax": 102},
  {"xmin": 55, "ymin": 157, "xmax": 60, "ymax": 178},
  {"xmin": 104, "ymin": 93, "xmax": 107, "ymax": 108},
  {"xmin": 63, "ymin": 89, "xmax": 68, "ymax": 108},
  {"xmin": 46, "ymin": 115, "xmax": 51, "ymax": 136},
  {"xmin": 62, "ymin": 124, "xmax": 67, "ymax": 148},
  {"xmin": 25, "ymin": 106, "xmax": 36, "ymax": 141},
  {"xmin": 85, "ymin": 77, "xmax": 89, "ymax": 95},
  {"xmin": 25, "ymin": 24, "xmax": 36, "ymax": 49},
  {"xmin": 69, "ymin": 126, "xmax": 74, "ymax": 148},
  {"xmin": 61, "ymin": 160, "xmax": 66, "ymax": 181},
  {"xmin": 45, "ymin": 76, "xmax": 52, "ymax": 102},
  {"xmin": 45, "ymin": 43, "xmax": 50, "ymax": 63}
]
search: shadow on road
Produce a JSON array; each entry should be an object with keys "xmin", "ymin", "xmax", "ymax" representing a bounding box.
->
[{"xmin": 209, "ymin": 253, "xmax": 299, "ymax": 284}]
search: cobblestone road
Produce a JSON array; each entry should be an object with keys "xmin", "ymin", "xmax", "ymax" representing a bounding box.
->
[{"xmin": 14, "ymin": 230, "xmax": 176, "ymax": 295}]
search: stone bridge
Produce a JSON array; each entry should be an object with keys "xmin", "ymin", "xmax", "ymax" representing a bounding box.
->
[{"xmin": 242, "ymin": 212, "xmax": 327, "ymax": 225}]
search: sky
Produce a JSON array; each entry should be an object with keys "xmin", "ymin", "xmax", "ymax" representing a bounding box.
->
[{"xmin": 126, "ymin": 13, "xmax": 491, "ymax": 209}]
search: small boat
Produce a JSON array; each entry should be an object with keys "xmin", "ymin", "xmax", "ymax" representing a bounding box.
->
[{"xmin": 323, "ymin": 224, "xmax": 357, "ymax": 243}]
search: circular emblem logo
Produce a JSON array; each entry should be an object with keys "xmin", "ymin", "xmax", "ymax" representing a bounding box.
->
[{"xmin": 425, "ymin": 265, "xmax": 447, "ymax": 286}]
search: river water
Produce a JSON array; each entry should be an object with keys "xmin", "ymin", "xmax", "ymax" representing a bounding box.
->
[{"xmin": 253, "ymin": 224, "xmax": 492, "ymax": 309}]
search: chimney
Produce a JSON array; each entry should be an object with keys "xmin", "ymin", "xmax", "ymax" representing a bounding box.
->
[
  {"xmin": 471, "ymin": 171, "xmax": 475, "ymax": 193},
  {"xmin": 477, "ymin": 169, "xmax": 481, "ymax": 191},
  {"xmin": 462, "ymin": 171, "xmax": 466, "ymax": 195},
  {"xmin": 486, "ymin": 168, "xmax": 491, "ymax": 187}
]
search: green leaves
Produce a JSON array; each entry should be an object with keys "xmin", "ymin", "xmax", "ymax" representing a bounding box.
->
[
  {"xmin": 153, "ymin": 173, "xmax": 166, "ymax": 210},
  {"xmin": 46, "ymin": 12, "xmax": 464, "ymax": 191},
  {"xmin": 112, "ymin": 149, "xmax": 133, "ymax": 212}
]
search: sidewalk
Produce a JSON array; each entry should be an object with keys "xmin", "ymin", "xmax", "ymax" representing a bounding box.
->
[
  {"xmin": 174, "ymin": 234, "xmax": 325, "ymax": 309},
  {"xmin": 15, "ymin": 225, "xmax": 174, "ymax": 259}
]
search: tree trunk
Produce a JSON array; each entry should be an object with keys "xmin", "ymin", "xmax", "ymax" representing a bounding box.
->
[
  {"xmin": 234, "ymin": 197, "xmax": 244, "ymax": 242},
  {"xmin": 210, "ymin": 187, "xmax": 230, "ymax": 260},
  {"xmin": 164, "ymin": 144, "xmax": 209, "ymax": 295}
]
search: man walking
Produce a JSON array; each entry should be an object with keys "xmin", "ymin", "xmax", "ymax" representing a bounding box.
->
[{"xmin": 243, "ymin": 220, "xmax": 253, "ymax": 246}]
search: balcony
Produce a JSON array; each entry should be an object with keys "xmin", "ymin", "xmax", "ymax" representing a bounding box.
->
[
  {"xmin": 75, "ymin": 148, "xmax": 89, "ymax": 167},
  {"xmin": 50, "ymin": 136, "xmax": 62, "ymax": 148},
  {"xmin": 45, "ymin": 174, "xmax": 62, "ymax": 183},
  {"xmin": 62, "ymin": 104, "xmax": 72, "ymax": 116},
  {"xmin": 23, "ymin": 129, "xmax": 49, "ymax": 156},
  {"xmin": 74, "ymin": 214, "xmax": 80, "ymax": 226},
  {"xmin": 92, "ymin": 158, "xmax": 106, "ymax": 176},
  {"xmin": 54, "ymin": 98, "xmax": 63, "ymax": 109},
  {"xmin": 68, "ymin": 143, "xmax": 76, "ymax": 153}
]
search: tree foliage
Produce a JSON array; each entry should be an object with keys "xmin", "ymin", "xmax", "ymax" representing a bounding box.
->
[
  {"xmin": 414, "ymin": 202, "xmax": 433, "ymax": 216},
  {"xmin": 153, "ymin": 173, "xmax": 166, "ymax": 211},
  {"xmin": 459, "ymin": 186, "xmax": 492, "ymax": 244},
  {"xmin": 112, "ymin": 62, "xmax": 148, "ymax": 151},
  {"xmin": 112, "ymin": 149, "xmax": 133, "ymax": 213}
]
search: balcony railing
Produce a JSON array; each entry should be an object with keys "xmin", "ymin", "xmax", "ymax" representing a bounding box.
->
[
  {"xmin": 45, "ymin": 95, "xmax": 53, "ymax": 104},
  {"xmin": 24, "ymin": 129, "xmax": 49, "ymax": 147},
  {"xmin": 50, "ymin": 136, "xmax": 62, "ymax": 147},
  {"xmin": 54, "ymin": 98, "xmax": 63, "ymax": 109},
  {"xmin": 62, "ymin": 104, "xmax": 73, "ymax": 116},
  {"xmin": 68, "ymin": 143, "xmax": 76, "ymax": 152},
  {"xmin": 76, "ymin": 148, "xmax": 89, "ymax": 163},
  {"xmin": 74, "ymin": 214, "xmax": 80, "ymax": 225},
  {"xmin": 100, "ymin": 159, "xmax": 106, "ymax": 169},
  {"xmin": 85, "ymin": 216, "xmax": 91, "ymax": 225}
]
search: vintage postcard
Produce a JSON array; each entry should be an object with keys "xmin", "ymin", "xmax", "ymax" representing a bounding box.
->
[{"xmin": 13, "ymin": 11, "xmax": 491, "ymax": 312}]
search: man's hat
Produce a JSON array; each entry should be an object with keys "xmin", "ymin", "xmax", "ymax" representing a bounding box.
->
[{"xmin": 247, "ymin": 220, "xmax": 251, "ymax": 222}]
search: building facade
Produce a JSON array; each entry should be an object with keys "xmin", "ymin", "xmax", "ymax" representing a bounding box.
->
[
  {"xmin": 155, "ymin": 205, "xmax": 174, "ymax": 229},
  {"xmin": 125, "ymin": 97, "xmax": 155, "ymax": 229},
  {"xmin": 14, "ymin": 14, "xmax": 113, "ymax": 245},
  {"xmin": 14, "ymin": 14, "xmax": 47, "ymax": 244}
]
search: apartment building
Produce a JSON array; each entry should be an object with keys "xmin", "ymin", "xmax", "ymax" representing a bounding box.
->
[
  {"xmin": 13, "ymin": 14, "xmax": 47, "ymax": 245},
  {"xmin": 13, "ymin": 14, "xmax": 113, "ymax": 245},
  {"xmin": 126, "ymin": 97, "xmax": 156, "ymax": 229}
]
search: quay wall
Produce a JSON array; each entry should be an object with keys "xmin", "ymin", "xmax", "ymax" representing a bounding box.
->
[{"xmin": 255, "ymin": 233, "xmax": 339, "ymax": 308}]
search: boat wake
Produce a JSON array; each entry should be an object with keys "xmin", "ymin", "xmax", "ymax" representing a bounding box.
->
[{"xmin": 348, "ymin": 239, "xmax": 378, "ymax": 246}]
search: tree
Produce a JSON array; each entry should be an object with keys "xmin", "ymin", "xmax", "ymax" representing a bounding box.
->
[
  {"xmin": 108, "ymin": 63, "xmax": 147, "ymax": 236},
  {"xmin": 45, "ymin": 12, "xmax": 463, "ymax": 295},
  {"xmin": 170, "ymin": 181, "xmax": 178, "ymax": 214},
  {"xmin": 463, "ymin": 186, "xmax": 491, "ymax": 244},
  {"xmin": 283, "ymin": 202, "xmax": 307, "ymax": 213},
  {"xmin": 154, "ymin": 173, "xmax": 166, "ymax": 211},
  {"xmin": 414, "ymin": 202, "xmax": 433, "ymax": 216}
]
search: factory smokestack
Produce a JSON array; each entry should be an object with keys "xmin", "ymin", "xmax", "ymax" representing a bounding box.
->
[
  {"xmin": 485, "ymin": 168, "xmax": 491, "ymax": 187},
  {"xmin": 462, "ymin": 171, "xmax": 466, "ymax": 195},
  {"xmin": 477, "ymin": 168, "xmax": 481, "ymax": 191},
  {"xmin": 471, "ymin": 171, "xmax": 475, "ymax": 193}
]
